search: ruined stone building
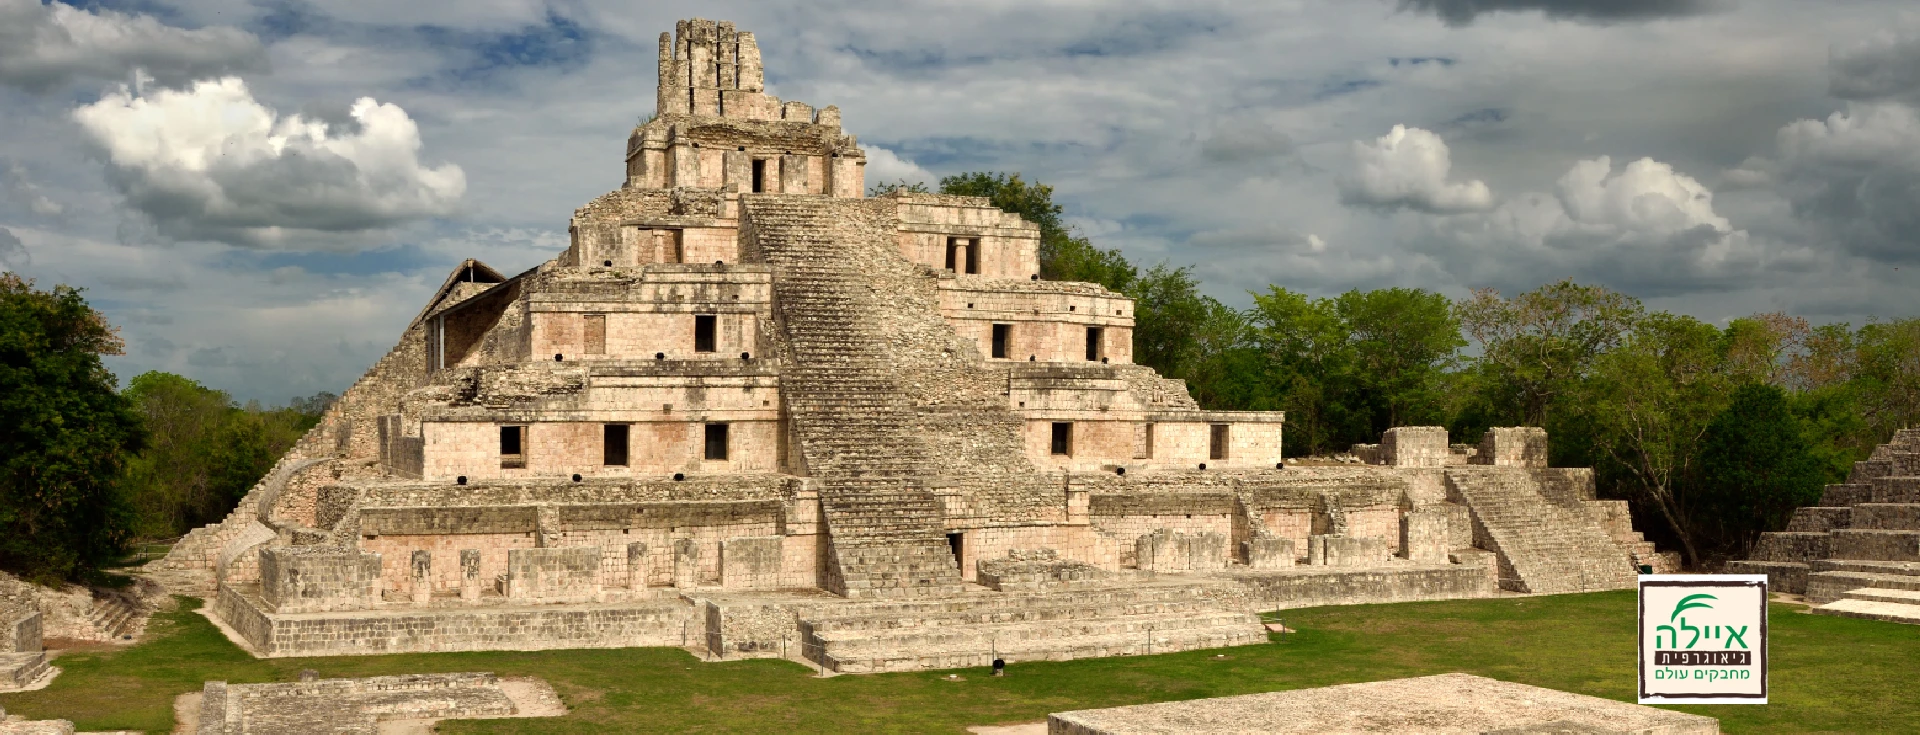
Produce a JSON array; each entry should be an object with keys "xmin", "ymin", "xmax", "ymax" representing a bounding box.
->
[
  {"xmin": 146, "ymin": 19, "xmax": 1670, "ymax": 671},
  {"xmin": 1734, "ymin": 428, "xmax": 1920, "ymax": 624}
]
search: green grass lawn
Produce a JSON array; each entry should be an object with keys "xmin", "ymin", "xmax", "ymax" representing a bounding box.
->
[{"xmin": 2, "ymin": 591, "xmax": 1913, "ymax": 733}]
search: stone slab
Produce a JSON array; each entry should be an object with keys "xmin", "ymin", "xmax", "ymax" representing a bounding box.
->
[{"xmin": 1047, "ymin": 673, "xmax": 1719, "ymax": 734}]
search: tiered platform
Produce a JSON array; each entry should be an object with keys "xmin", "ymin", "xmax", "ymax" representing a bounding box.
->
[{"xmin": 1731, "ymin": 429, "xmax": 1920, "ymax": 624}]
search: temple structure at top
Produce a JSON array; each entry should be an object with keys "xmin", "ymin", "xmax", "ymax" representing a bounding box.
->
[{"xmin": 147, "ymin": 18, "xmax": 1672, "ymax": 671}]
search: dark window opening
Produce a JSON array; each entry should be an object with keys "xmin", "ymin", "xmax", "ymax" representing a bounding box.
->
[
  {"xmin": 991, "ymin": 324, "xmax": 1011, "ymax": 359},
  {"xmin": 965, "ymin": 239, "xmax": 979, "ymax": 274},
  {"xmin": 1085, "ymin": 327, "xmax": 1104, "ymax": 362},
  {"xmin": 704, "ymin": 423, "xmax": 730, "ymax": 460},
  {"xmin": 1210, "ymin": 424, "xmax": 1230, "ymax": 461},
  {"xmin": 604, "ymin": 424, "xmax": 630, "ymax": 466},
  {"xmin": 500, "ymin": 426, "xmax": 526, "ymax": 469},
  {"xmin": 694, "ymin": 314, "xmax": 717, "ymax": 353},
  {"xmin": 1051, "ymin": 422, "xmax": 1073, "ymax": 456},
  {"xmin": 1135, "ymin": 422, "xmax": 1155, "ymax": 459},
  {"xmin": 751, "ymin": 159, "xmax": 766, "ymax": 193},
  {"xmin": 944, "ymin": 238, "xmax": 958, "ymax": 272},
  {"xmin": 947, "ymin": 532, "xmax": 964, "ymax": 568}
]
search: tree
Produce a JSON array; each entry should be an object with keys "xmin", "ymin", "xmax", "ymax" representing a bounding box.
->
[
  {"xmin": 1585, "ymin": 312, "xmax": 1728, "ymax": 568},
  {"xmin": 1250, "ymin": 287, "xmax": 1358, "ymax": 456},
  {"xmin": 1457, "ymin": 279, "xmax": 1642, "ymax": 428},
  {"xmin": 0, "ymin": 274, "xmax": 143, "ymax": 582},
  {"xmin": 1335, "ymin": 287, "xmax": 1464, "ymax": 430},
  {"xmin": 936, "ymin": 172, "xmax": 1136, "ymax": 287},
  {"xmin": 1693, "ymin": 383, "xmax": 1826, "ymax": 561},
  {"xmin": 121, "ymin": 373, "xmax": 325, "ymax": 538}
]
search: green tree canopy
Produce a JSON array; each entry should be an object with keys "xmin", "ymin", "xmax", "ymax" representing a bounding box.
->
[
  {"xmin": 0, "ymin": 274, "xmax": 143, "ymax": 582},
  {"xmin": 1692, "ymin": 383, "xmax": 1826, "ymax": 562}
]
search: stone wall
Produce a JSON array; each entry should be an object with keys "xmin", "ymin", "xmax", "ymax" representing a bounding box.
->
[
  {"xmin": 720, "ymin": 536, "xmax": 784, "ymax": 589},
  {"xmin": 1473, "ymin": 427, "xmax": 1549, "ymax": 468},
  {"xmin": 1229, "ymin": 564, "xmax": 1496, "ymax": 610},
  {"xmin": 258, "ymin": 547, "xmax": 382, "ymax": 613},
  {"xmin": 1382, "ymin": 427, "xmax": 1450, "ymax": 468},
  {"xmin": 505, "ymin": 547, "xmax": 602, "ymax": 602}
]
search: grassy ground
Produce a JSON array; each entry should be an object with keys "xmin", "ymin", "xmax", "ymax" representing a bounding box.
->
[{"xmin": 2, "ymin": 591, "xmax": 1913, "ymax": 733}]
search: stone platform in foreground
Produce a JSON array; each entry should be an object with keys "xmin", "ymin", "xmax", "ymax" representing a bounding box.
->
[
  {"xmin": 195, "ymin": 672, "xmax": 564, "ymax": 734},
  {"xmin": 210, "ymin": 561, "xmax": 1497, "ymax": 669},
  {"xmin": 1047, "ymin": 673, "xmax": 1719, "ymax": 734}
]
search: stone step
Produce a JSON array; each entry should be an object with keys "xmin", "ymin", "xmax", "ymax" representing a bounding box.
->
[
  {"xmin": 1822, "ymin": 484, "xmax": 1873, "ymax": 506},
  {"xmin": 1827, "ymin": 529, "xmax": 1920, "ymax": 561},
  {"xmin": 1786, "ymin": 506, "xmax": 1853, "ymax": 533},
  {"xmin": 1851, "ymin": 504, "xmax": 1920, "ymax": 530},
  {"xmin": 1811, "ymin": 598, "xmax": 1920, "ymax": 625},
  {"xmin": 808, "ymin": 598, "xmax": 1232, "ymax": 633},
  {"xmin": 1838, "ymin": 587, "xmax": 1920, "ymax": 605},
  {"xmin": 1805, "ymin": 570, "xmax": 1920, "ymax": 604},
  {"xmin": 1870, "ymin": 477, "xmax": 1920, "ymax": 503},
  {"xmin": 814, "ymin": 610, "xmax": 1258, "ymax": 652},
  {"xmin": 1725, "ymin": 560, "xmax": 1808, "ymax": 594},
  {"xmin": 810, "ymin": 617, "xmax": 1265, "ymax": 673},
  {"xmin": 1749, "ymin": 532, "xmax": 1831, "ymax": 562}
]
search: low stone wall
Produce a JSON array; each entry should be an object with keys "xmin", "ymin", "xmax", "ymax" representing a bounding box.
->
[
  {"xmin": 216, "ymin": 584, "xmax": 697, "ymax": 657},
  {"xmin": 1226, "ymin": 564, "xmax": 1495, "ymax": 611},
  {"xmin": 701, "ymin": 598, "xmax": 797, "ymax": 658},
  {"xmin": 258, "ymin": 547, "xmax": 382, "ymax": 613}
]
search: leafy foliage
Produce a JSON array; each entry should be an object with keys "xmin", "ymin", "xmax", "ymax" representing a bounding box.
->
[
  {"xmin": 0, "ymin": 274, "xmax": 144, "ymax": 582},
  {"xmin": 120, "ymin": 371, "xmax": 329, "ymax": 538}
]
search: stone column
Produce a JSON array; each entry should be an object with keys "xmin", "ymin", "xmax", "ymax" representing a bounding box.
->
[
  {"xmin": 460, "ymin": 549, "xmax": 482, "ymax": 602},
  {"xmin": 673, "ymin": 538, "xmax": 700, "ymax": 588},
  {"xmin": 410, "ymin": 550, "xmax": 432, "ymax": 605},
  {"xmin": 627, "ymin": 542, "xmax": 650, "ymax": 590}
]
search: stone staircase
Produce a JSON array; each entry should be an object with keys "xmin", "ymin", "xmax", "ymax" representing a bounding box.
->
[
  {"xmin": 1731, "ymin": 429, "xmax": 1920, "ymax": 623},
  {"xmin": 85, "ymin": 591, "xmax": 144, "ymax": 641},
  {"xmin": 1445, "ymin": 468, "xmax": 1638, "ymax": 594},
  {"xmin": 796, "ymin": 582, "xmax": 1266, "ymax": 672},
  {"xmin": 742, "ymin": 195, "xmax": 968, "ymax": 599}
]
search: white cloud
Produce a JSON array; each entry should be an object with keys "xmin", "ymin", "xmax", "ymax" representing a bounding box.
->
[
  {"xmin": 862, "ymin": 145, "xmax": 935, "ymax": 189},
  {"xmin": 0, "ymin": 0, "xmax": 266, "ymax": 92},
  {"xmin": 72, "ymin": 77, "xmax": 466, "ymax": 249},
  {"xmin": 1423, "ymin": 154, "xmax": 1758, "ymax": 294},
  {"xmin": 1759, "ymin": 101, "xmax": 1920, "ymax": 261},
  {"xmin": 1342, "ymin": 125, "xmax": 1494, "ymax": 213}
]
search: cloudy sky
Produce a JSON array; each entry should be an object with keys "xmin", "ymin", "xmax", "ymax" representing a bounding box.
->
[{"xmin": 3, "ymin": 0, "xmax": 1918, "ymax": 402}]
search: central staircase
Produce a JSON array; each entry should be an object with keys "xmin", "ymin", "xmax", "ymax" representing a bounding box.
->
[
  {"xmin": 1445, "ymin": 468, "xmax": 1638, "ymax": 594},
  {"xmin": 743, "ymin": 195, "xmax": 968, "ymax": 598}
]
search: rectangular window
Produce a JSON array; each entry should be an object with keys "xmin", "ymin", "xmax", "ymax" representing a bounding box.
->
[
  {"xmin": 583, "ymin": 314, "xmax": 606, "ymax": 355},
  {"xmin": 1135, "ymin": 422, "xmax": 1155, "ymax": 459},
  {"xmin": 1051, "ymin": 422, "xmax": 1073, "ymax": 456},
  {"xmin": 603, "ymin": 424, "xmax": 629, "ymax": 466},
  {"xmin": 1210, "ymin": 424, "xmax": 1230, "ymax": 461},
  {"xmin": 751, "ymin": 159, "xmax": 766, "ymax": 193},
  {"xmin": 1086, "ymin": 326, "xmax": 1104, "ymax": 361},
  {"xmin": 965, "ymin": 238, "xmax": 980, "ymax": 274},
  {"xmin": 500, "ymin": 425, "xmax": 526, "ymax": 469},
  {"xmin": 944, "ymin": 237, "xmax": 959, "ymax": 272},
  {"xmin": 991, "ymin": 324, "xmax": 1011, "ymax": 359},
  {"xmin": 694, "ymin": 314, "xmax": 717, "ymax": 353},
  {"xmin": 704, "ymin": 423, "xmax": 730, "ymax": 461}
]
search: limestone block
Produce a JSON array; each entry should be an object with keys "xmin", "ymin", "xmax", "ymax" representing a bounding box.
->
[
  {"xmin": 1135, "ymin": 529, "xmax": 1227, "ymax": 572},
  {"xmin": 258, "ymin": 546, "xmax": 381, "ymax": 613},
  {"xmin": 1382, "ymin": 427, "xmax": 1450, "ymax": 468},
  {"xmin": 460, "ymin": 549, "xmax": 482, "ymax": 602},
  {"xmin": 1400, "ymin": 508, "xmax": 1451, "ymax": 564},
  {"xmin": 673, "ymin": 538, "xmax": 701, "ymax": 588},
  {"xmin": 815, "ymin": 105, "xmax": 841, "ymax": 128},
  {"xmin": 505, "ymin": 547, "xmax": 602, "ymax": 603},
  {"xmin": 720, "ymin": 536, "xmax": 782, "ymax": 589},
  {"xmin": 1, "ymin": 608, "xmax": 41, "ymax": 653},
  {"xmin": 1244, "ymin": 533, "xmax": 1296, "ymax": 570},
  {"xmin": 780, "ymin": 101, "xmax": 813, "ymax": 122},
  {"xmin": 975, "ymin": 548, "xmax": 1107, "ymax": 591},
  {"xmin": 779, "ymin": 154, "xmax": 810, "ymax": 194},
  {"xmin": 1473, "ymin": 427, "xmax": 1549, "ymax": 468},
  {"xmin": 1311, "ymin": 535, "xmax": 1391, "ymax": 567},
  {"xmin": 410, "ymin": 550, "xmax": 432, "ymax": 605},
  {"xmin": 627, "ymin": 542, "xmax": 650, "ymax": 589}
]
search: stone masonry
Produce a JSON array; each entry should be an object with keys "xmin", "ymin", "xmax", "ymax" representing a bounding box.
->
[{"xmin": 149, "ymin": 17, "xmax": 1672, "ymax": 671}]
